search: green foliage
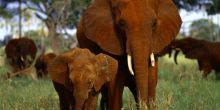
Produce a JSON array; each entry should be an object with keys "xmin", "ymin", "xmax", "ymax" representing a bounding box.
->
[
  {"xmin": 174, "ymin": 0, "xmax": 220, "ymax": 14},
  {"xmin": 206, "ymin": 0, "xmax": 220, "ymax": 15},
  {"xmin": 68, "ymin": 0, "xmax": 91, "ymax": 26},
  {"xmin": 0, "ymin": 7, "xmax": 12, "ymax": 19},
  {"xmin": 156, "ymin": 55, "xmax": 220, "ymax": 110},
  {"xmin": 71, "ymin": 0, "xmax": 91, "ymax": 10},
  {"xmin": 24, "ymin": 30, "xmax": 77, "ymax": 53},
  {"xmin": 0, "ymin": 77, "xmax": 58, "ymax": 110},
  {"xmin": 189, "ymin": 19, "xmax": 220, "ymax": 42},
  {"xmin": 24, "ymin": 30, "xmax": 50, "ymax": 51},
  {"xmin": 174, "ymin": 0, "xmax": 198, "ymax": 10}
]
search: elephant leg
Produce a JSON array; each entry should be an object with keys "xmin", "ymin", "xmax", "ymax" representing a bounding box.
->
[
  {"xmin": 107, "ymin": 65, "xmax": 126, "ymax": 110},
  {"xmin": 52, "ymin": 81, "xmax": 74, "ymax": 110},
  {"xmin": 198, "ymin": 60, "xmax": 212, "ymax": 79},
  {"xmin": 11, "ymin": 61, "xmax": 20, "ymax": 73},
  {"xmin": 203, "ymin": 72, "xmax": 210, "ymax": 79},
  {"xmin": 148, "ymin": 60, "xmax": 158, "ymax": 108},
  {"xmin": 202, "ymin": 68, "xmax": 212, "ymax": 79},
  {"xmin": 100, "ymin": 86, "xmax": 107, "ymax": 110},
  {"xmin": 84, "ymin": 95, "xmax": 98, "ymax": 110}
]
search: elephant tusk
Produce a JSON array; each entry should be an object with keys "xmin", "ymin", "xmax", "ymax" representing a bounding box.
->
[
  {"xmin": 175, "ymin": 48, "xmax": 181, "ymax": 51},
  {"xmin": 127, "ymin": 54, "xmax": 135, "ymax": 75},
  {"xmin": 150, "ymin": 53, "xmax": 155, "ymax": 67},
  {"xmin": 21, "ymin": 57, "xmax": 24, "ymax": 61}
]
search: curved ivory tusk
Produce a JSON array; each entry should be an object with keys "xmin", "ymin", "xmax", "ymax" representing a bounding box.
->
[
  {"xmin": 21, "ymin": 57, "xmax": 24, "ymax": 61},
  {"xmin": 150, "ymin": 53, "xmax": 155, "ymax": 67},
  {"xmin": 127, "ymin": 55, "xmax": 135, "ymax": 75},
  {"xmin": 175, "ymin": 48, "xmax": 181, "ymax": 51}
]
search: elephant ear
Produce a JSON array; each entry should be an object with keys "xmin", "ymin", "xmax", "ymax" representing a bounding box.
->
[
  {"xmin": 48, "ymin": 51, "xmax": 76, "ymax": 91},
  {"xmin": 94, "ymin": 53, "xmax": 118, "ymax": 92},
  {"xmin": 152, "ymin": 0, "xmax": 182, "ymax": 54},
  {"xmin": 43, "ymin": 53, "xmax": 57, "ymax": 64},
  {"xmin": 82, "ymin": 0, "xmax": 124, "ymax": 55}
]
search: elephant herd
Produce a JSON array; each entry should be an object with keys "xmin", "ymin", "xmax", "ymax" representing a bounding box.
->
[
  {"xmin": 3, "ymin": 0, "xmax": 220, "ymax": 110},
  {"xmin": 164, "ymin": 37, "xmax": 220, "ymax": 80}
]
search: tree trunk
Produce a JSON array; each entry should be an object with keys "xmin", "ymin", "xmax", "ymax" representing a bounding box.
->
[
  {"xmin": 18, "ymin": 0, "xmax": 22, "ymax": 38},
  {"xmin": 45, "ymin": 20, "xmax": 59, "ymax": 54}
]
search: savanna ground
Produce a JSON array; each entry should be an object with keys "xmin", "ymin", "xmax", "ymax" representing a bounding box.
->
[{"xmin": 0, "ymin": 47, "xmax": 219, "ymax": 110}]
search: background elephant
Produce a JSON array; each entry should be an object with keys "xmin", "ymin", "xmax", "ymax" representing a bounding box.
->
[
  {"xmin": 35, "ymin": 53, "xmax": 57, "ymax": 78},
  {"xmin": 5, "ymin": 38, "xmax": 37, "ymax": 72},
  {"xmin": 171, "ymin": 37, "xmax": 220, "ymax": 80},
  {"xmin": 48, "ymin": 47, "xmax": 118, "ymax": 110},
  {"xmin": 77, "ymin": 0, "xmax": 182, "ymax": 109}
]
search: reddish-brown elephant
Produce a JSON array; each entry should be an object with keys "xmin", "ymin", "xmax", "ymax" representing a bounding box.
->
[
  {"xmin": 48, "ymin": 47, "xmax": 118, "ymax": 110},
  {"xmin": 35, "ymin": 53, "xmax": 57, "ymax": 78},
  {"xmin": 77, "ymin": 0, "xmax": 182, "ymax": 109},
  {"xmin": 170, "ymin": 37, "xmax": 220, "ymax": 80},
  {"xmin": 5, "ymin": 38, "xmax": 37, "ymax": 72}
]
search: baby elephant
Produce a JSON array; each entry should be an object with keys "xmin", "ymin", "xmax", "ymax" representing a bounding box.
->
[{"xmin": 48, "ymin": 47, "xmax": 118, "ymax": 110}]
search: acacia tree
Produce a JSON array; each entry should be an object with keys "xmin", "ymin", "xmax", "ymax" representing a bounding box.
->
[
  {"xmin": 1, "ymin": 0, "xmax": 90, "ymax": 53},
  {"xmin": 23, "ymin": 0, "xmax": 91, "ymax": 54},
  {"xmin": 18, "ymin": 0, "xmax": 22, "ymax": 38},
  {"xmin": 190, "ymin": 19, "xmax": 220, "ymax": 41},
  {"xmin": 21, "ymin": 0, "xmax": 70, "ymax": 54},
  {"xmin": 174, "ymin": 0, "xmax": 220, "ymax": 15}
]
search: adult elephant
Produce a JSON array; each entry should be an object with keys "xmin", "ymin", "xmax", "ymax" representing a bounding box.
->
[
  {"xmin": 77, "ymin": 0, "xmax": 182, "ymax": 109},
  {"xmin": 5, "ymin": 38, "xmax": 37, "ymax": 72},
  {"xmin": 171, "ymin": 37, "xmax": 220, "ymax": 80},
  {"xmin": 48, "ymin": 47, "xmax": 118, "ymax": 110}
]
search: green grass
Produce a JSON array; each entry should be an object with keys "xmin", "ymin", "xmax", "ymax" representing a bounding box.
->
[
  {"xmin": 157, "ymin": 55, "xmax": 220, "ymax": 110},
  {"xmin": 0, "ymin": 74, "xmax": 58, "ymax": 110},
  {"xmin": 0, "ymin": 54, "xmax": 219, "ymax": 110}
]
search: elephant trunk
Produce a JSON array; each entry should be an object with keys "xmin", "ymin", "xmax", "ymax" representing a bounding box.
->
[
  {"xmin": 74, "ymin": 99, "xmax": 85, "ymax": 110},
  {"xmin": 74, "ymin": 85, "xmax": 88, "ymax": 110},
  {"xmin": 130, "ymin": 37, "xmax": 149, "ymax": 106}
]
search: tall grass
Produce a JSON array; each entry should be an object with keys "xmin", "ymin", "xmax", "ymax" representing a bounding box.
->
[
  {"xmin": 0, "ymin": 54, "xmax": 219, "ymax": 110},
  {"xmin": 0, "ymin": 76, "xmax": 58, "ymax": 110},
  {"xmin": 122, "ymin": 55, "xmax": 220, "ymax": 110}
]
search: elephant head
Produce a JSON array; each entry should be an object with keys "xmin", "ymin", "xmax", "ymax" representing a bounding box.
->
[
  {"xmin": 79, "ymin": 0, "xmax": 182, "ymax": 104},
  {"xmin": 48, "ymin": 47, "xmax": 118, "ymax": 110},
  {"xmin": 35, "ymin": 53, "xmax": 57, "ymax": 78},
  {"xmin": 171, "ymin": 37, "xmax": 208, "ymax": 64},
  {"xmin": 5, "ymin": 38, "xmax": 37, "ymax": 72}
]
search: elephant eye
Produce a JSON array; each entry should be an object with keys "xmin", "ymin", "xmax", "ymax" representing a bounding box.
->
[
  {"xmin": 152, "ymin": 18, "xmax": 157, "ymax": 31},
  {"xmin": 119, "ymin": 19, "xmax": 127, "ymax": 29}
]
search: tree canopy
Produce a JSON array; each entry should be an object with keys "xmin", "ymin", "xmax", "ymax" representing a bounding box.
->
[
  {"xmin": 189, "ymin": 19, "xmax": 220, "ymax": 41},
  {"xmin": 174, "ymin": 0, "xmax": 220, "ymax": 15},
  {"xmin": 0, "ymin": 0, "xmax": 91, "ymax": 26}
]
